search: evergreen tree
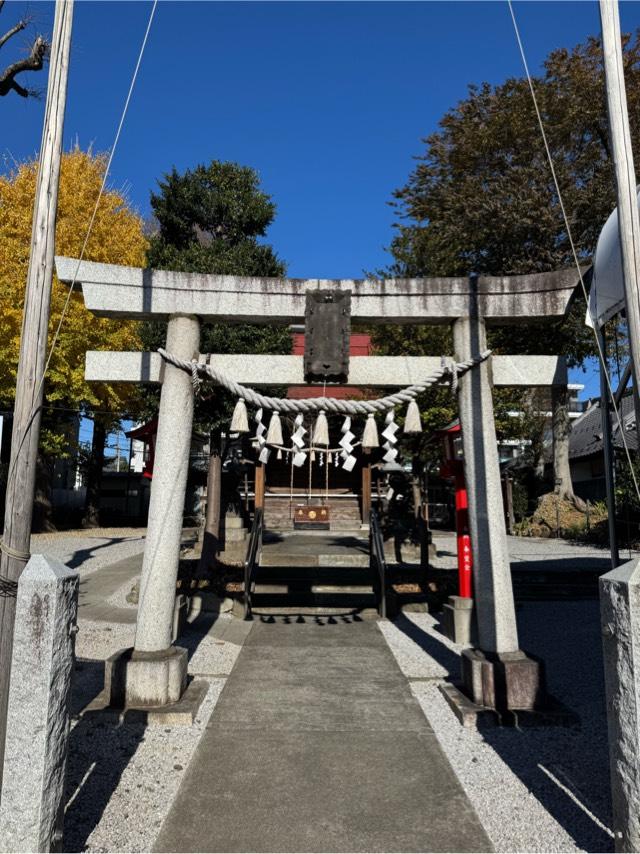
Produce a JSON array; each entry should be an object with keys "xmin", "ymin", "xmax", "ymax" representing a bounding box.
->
[{"xmin": 140, "ymin": 161, "xmax": 291, "ymax": 436}]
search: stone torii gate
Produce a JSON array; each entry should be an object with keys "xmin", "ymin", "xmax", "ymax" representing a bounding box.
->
[{"xmin": 56, "ymin": 256, "xmax": 579, "ymax": 716}]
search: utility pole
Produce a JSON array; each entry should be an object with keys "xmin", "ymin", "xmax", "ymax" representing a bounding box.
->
[
  {"xmin": 0, "ymin": 0, "xmax": 73, "ymax": 787},
  {"xmin": 600, "ymin": 0, "xmax": 640, "ymax": 434}
]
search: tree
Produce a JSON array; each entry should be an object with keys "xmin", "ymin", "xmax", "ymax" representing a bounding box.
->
[
  {"xmin": 379, "ymin": 33, "xmax": 640, "ymax": 503},
  {"xmin": 0, "ymin": 148, "xmax": 149, "ymax": 527},
  {"xmin": 0, "ymin": 1, "xmax": 48, "ymax": 99},
  {"xmin": 140, "ymin": 161, "xmax": 291, "ymax": 437}
]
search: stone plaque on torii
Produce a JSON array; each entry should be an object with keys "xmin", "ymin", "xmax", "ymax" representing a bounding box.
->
[{"xmin": 56, "ymin": 255, "xmax": 581, "ymax": 718}]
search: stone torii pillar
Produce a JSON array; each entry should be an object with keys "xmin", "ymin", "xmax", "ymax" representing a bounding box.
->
[
  {"xmin": 453, "ymin": 274, "xmax": 542, "ymax": 714},
  {"xmin": 110, "ymin": 314, "xmax": 200, "ymax": 708}
]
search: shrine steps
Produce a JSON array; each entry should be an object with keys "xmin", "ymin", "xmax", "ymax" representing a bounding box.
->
[{"xmin": 247, "ymin": 564, "xmax": 380, "ymax": 618}]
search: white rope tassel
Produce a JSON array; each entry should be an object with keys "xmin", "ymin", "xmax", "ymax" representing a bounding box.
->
[
  {"xmin": 362, "ymin": 413, "xmax": 379, "ymax": 449},
  {"xmin": 313, "ymin": 410, "xmax": 330, "ymax": 446},
  {"xmin": 266, "ymin": 411, "xmax": 284, "ymax": 446},
  {"xmin": 230, "ymin": 398, "xmax": 249, "ymax": 433},
  {"xmin": 404, "ymin": 399, "xmax": 422, "ymax": 434}
]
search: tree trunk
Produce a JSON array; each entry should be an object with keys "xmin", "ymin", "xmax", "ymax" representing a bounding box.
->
[
  {"xmin": 552, "ymin": 385, "xmax": 585, "ymax": 509},
  {"xmin": 83, "ymin": 417, "xmax": 107, "ymax": 528},
  {"xmin": 32, "ymin": 452, "xmax": 55, "ymax": 532}
]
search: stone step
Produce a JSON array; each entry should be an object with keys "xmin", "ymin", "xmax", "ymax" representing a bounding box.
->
[
  {"xmin": 249, "ymin": 605, "xmax": 381, "ymax": 619},
  {"xmin": 251, "ymin": 583, "xmax": 375, "ymax": 595},
  {"xmin": 259, "ymin": 552, "xmax": 369, "ymax": 568},
  {"xmin": 248, "ymin": 592, "xmax": 379, "ymax": 610}
]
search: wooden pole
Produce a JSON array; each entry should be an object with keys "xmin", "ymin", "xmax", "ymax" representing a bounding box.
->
[
  {"xmin": 600, "ymin": 0, "xmax": 640, "ymax": 432},
  {"xmin": 254, "ymin": 462, "xmax": 265, "ymax": 510},
  {"xmin": 197, "ymin": 452, "xmax": 221, "ymax": 576},
  {"xmin": 0, "ymin": 0, "xmax": 73, "ymax": 786},
  {"xmin": 361, "ymin": 451, "xmax": 371, "ymax": 523}
]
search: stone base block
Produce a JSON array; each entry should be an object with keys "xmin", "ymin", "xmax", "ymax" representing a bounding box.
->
[
  {"xmin": 461, "ymin": 647, "xmax": 545, "ymax": 711},
  {"xmin": 225, "ymin": 514, "xmax": 245, "ymax": 529},
  {"xmin": 84, "ymin": 678, "xmax": 209, "ymax": 726},
  {"xmin": 439, "ymin": 682, "xmax": 578, "ymax": 729},
  {"xmin": 224, "ymin": 528, "xmax": 247, "ymax": 543},
  {"xmin": 442, "ymin": 596, "xmax": 475, "ymax": 646},
  {"xmin": 105, "ymin": 645, "xmax": 188, "ymax": 708}
]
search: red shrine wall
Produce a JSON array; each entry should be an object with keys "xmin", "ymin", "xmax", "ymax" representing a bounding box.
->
[{"xmin": 287, "ymin": 333, "xmax": 373, "ymax": 400}]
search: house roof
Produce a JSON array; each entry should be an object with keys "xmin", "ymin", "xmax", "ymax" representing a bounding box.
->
[{"xmin": 570, "ymin": 393, "xmax": 637, "ymax": 460}]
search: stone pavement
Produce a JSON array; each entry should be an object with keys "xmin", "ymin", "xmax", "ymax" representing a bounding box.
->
[{"xmin": 154, "ymin": 618, "xmax": 491, "ymax": 853}]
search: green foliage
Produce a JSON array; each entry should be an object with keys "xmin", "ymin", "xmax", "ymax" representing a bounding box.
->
[
  {"xmin": 372, "ymin": 32, "xmax": 640, "ymax": 453},
  {"xmin": 615, "ymin": 455, "xmax": 640, "ymax": 514},
  {"xmin": 383, "ymin": 32, "xmax": 640, "ymax": 368},
  {"xmin": 141, "ymin": 160, "xmax": 291, "ymax": 435}
]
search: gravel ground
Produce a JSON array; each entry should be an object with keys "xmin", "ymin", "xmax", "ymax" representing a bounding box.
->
[
  {"xmin": 379, "ymin": 604, "xmax": 614, "ymax": 853},
  {"xmin": 66, "ymin": 612, "xmax": 246, "ymax": 853},
  {"xmin": 64, "ymin": 679, "xmax": 226, "ymax": 853},
  {"xmin": 31, "ymin": 528, "xmax": 147, "ymax": 577},
  {"xmin": 432, "ymin": 529, "xmax": 630, "ymax": 572}
]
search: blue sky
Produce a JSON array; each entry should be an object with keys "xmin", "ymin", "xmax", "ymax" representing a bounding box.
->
[{"xmin": 4, "ymin": 0, "xmax": 640, "ymax": 400}]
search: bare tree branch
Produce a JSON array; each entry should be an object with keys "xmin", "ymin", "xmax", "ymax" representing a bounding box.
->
[
  {"xmin": 0, "ymin": 2, "xmax": 6, "ymax": 16},
  {"xmin": 0, "ymin": 34, "xmax": 48, "ymax": 98},
  {"xmin": 0, "ymin": 18, "xmax": 28, "ymax": 52}
]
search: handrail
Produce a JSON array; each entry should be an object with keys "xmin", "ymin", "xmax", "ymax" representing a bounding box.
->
[
  {"xmin": 369, "ymin": 509, "xmax": 387, "ymax": 619},
  {"xmin": 243, "ymin": 507, "xmax": 263, "ymax": 619}
]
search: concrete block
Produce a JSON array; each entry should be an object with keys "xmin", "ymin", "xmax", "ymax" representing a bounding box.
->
[
  {"xmin": 224, "ymin": 515, "xmax": 245, "ymax": 529},
  {"xmin": 105, "ymin": 645, "xmax": 188, "ymax": 708},
  {"xmin": 600, "ymin": 557, "xmax": 640, "ymax": 852},
  {"xmin": 0, "ymin": 554, "xmax": 79, "ymax": 853},
  {"xmin": 224, "ymin": 528, "xmax": 247, "ymax": 543},
  {"xmin": 442, "ymin": 595, "xmax": 475, "ymax": 645}
]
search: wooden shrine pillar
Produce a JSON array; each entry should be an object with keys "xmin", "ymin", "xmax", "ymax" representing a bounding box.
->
[
  {"xmin": 255, "ymin": 462, "xmax": 265, "ymax": 510},
  {"xmin": 361, "ymin": 452, "xmax": 372, "ymax": 523}
]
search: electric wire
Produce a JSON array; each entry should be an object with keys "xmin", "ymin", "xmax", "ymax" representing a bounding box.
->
[{"xmin": 507, "ymin": 0, "xmax": 640, "ymax": 507}]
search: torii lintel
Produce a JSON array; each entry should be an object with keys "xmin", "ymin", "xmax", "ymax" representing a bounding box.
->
[{"xmin": 55, "ymin": 257, "xmax": 586, "ymax": 325}]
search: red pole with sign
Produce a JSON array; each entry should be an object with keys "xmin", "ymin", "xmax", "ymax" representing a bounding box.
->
[
  {"xmin": 454, "ymin": 470, "xmax": 473, "ymax": 598},
  {"xmin": 438, "ymin": 423, "xmax": 473, "ymax": 599}
]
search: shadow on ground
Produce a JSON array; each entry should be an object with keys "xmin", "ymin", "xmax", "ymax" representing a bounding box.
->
[
  {"xmin": 64, "ymin": 657, "xmax": 147, "ymax": 852},
  {"xmin": 391, "ymin": 603, "xmax": 613, "ymax": 853}
]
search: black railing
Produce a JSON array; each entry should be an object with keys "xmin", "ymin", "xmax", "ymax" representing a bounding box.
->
[
  {"xmin": 243, "ymin": 507, "xmax": 263, "ymax": 619},
  {"xmin": 369, "ymin": 509, "xmax": 387, "ymax": 619}
]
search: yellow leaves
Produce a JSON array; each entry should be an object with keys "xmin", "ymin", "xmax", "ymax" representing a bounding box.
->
[{"xmin": 0, "ymin": 148, "xmax": 149, "ymax": 415}]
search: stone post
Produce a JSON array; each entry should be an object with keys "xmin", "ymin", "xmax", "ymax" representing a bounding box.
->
[
  {"xmin": 0, "ymin": 555, "xmax": 79, "ymax": 853},
  {"xmin": 600, "ymin": 557, "xmax": 640, "ymax": 852},
  {"xmin": 451, "ymin": 275, "xmax": 544, "ymax": 713},
  {"xmin": 109, "ymin": 314, "xmax": 200, "ymax": 708}
]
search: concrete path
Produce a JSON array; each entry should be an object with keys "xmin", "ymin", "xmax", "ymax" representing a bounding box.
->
[
  {"xmin": 155, "ymin": 618, "xmax": 491, "ymax": 853},
  {"xmin": 78, "ymin": 552, "xmax": 142, "ymax": 624}
]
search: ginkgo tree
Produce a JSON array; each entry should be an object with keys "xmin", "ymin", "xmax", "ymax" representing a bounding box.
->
[{"xmin": 0, "ymin": 147, "xmax": 148, "ymax": 528}]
